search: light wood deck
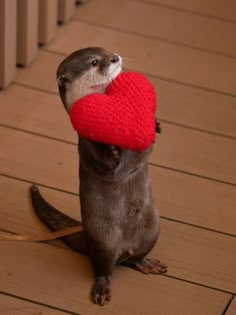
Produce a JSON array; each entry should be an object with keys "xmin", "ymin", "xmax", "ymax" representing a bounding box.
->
[{"xmin": 0, "ymin": 1, "xmax": 236, "ymax": 314}]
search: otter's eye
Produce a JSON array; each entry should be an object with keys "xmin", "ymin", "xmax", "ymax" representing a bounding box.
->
[{"xmin": 91, "ymin": 59, "xmax": 98, "ymax": 66}]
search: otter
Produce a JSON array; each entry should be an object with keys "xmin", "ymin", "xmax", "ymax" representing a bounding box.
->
[{"xmin": 30, "ymin": 47, "xmax": 166, "ymax": 306}]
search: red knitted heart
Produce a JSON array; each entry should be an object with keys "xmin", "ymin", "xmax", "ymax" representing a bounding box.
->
[{"xmin": 70, "ymin": 72, "xmax": 157, "ymax": 151}]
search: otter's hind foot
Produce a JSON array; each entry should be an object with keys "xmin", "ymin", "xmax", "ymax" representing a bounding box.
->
[
  {"xmin": 125, "ymin": 258, "xmax": 167, "ymax": 275},
  {"xmin": 92, "ymin": 276, "xmax": 112, "ymax": 306}
]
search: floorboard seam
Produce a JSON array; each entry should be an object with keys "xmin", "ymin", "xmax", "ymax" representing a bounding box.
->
[
  {"xmin": 0, "ymin": 146, "xmax": 235, "ymax": 189},
  {"xmin": 13, "ymin": 81, "xmax": 58, "ymax": 95},
  {"xmin": 138, "ymin": 0, "xmax": 236, "ymax": 24},
  {"xmin": 142, "ymin": 71, "xmax": 236, "ymax": 98},
  {"xmin": 2, "ymin": 103, "xmax": 235, "ymax": 141},
  {"xmin": 0, "ymin": 173, "xmax": 79, "ymax": 197},
  {"xmin": 221, "ymin": 294, "xmax": 235, "ymax": 315},
  {"xmin": 43, "ymin": 48, "xmax": 236, "ymax": 97},
  {"xmin": 0, "ymin": 237, "xmax": 234, "ymax": 296},
  {"xmin": 0, "ymin": 123, "xmax": 75, "ymax": 145},
  {"xmin": 160, "ymin": 216, "xmax": 236, "ymax": 238},
  {"xmin": 158, "ymin": 119, "xmax": 236, "ymax": 140},
  {"xmin": 0, "ymin": 174, "xmax": 235, "ymax": 238},
  {"xmin": 162, "ymin": 275, "xmax": 235, "ymax": 295},
  {"xmin": 0, "ymin": 291, "xmax": 81, "ymax": 315},
  {"xmin": 10, "ymin": 82, "xmax": 236, "ymax": 140},
  {"xmin": 1, "ymin": 124, "xmax": 235, "ymax": 186},
  {"xmin": 149, "ymin": 163, "xmax": 236, "ymax": 186},
  {"xmin": 73, "ymin": 18, "xmax": 236, "ymax": 59}
]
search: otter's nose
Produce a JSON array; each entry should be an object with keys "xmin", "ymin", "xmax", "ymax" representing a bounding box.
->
[{"xmin": 111, "ymin": 54, "xmax": 120, "ymax": 63}]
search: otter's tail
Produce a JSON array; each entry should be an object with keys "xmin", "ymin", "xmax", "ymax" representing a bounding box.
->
[{"xmin": 30, "ymin": 185, "xmax": 89, "ymax": 255}]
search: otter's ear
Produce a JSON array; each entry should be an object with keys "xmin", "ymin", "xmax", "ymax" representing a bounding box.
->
[{"xmin": 57, "ymin": 75, "xmax": 69, "ymax": 87}]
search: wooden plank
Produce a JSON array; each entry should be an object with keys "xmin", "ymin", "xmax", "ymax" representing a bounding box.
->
[
  {"xmin": 75, "ymin": 0, "xmax": 236, "ymax": 57},
  {"xmin": 14, "ymin": 52, "xmax": 236, "ymax": 138},
  {"xmin": 15, "ymin": 51, "xmax": 63, "ymax": 93},
  {"xmin": 0, "ymin": 176, "xmax": 81, "ymax": 236},
  {"xmin": 153, "ymin": 77, "xmax": 236, "ymax": 139},
  {"xmin": 1, "ymin": 165, "xmax": 235, "ymax": 238},
  {"xmin": 0, "ymin": 127, "xmax": 235, "ymax": 235},
  {"xmin": 0, "ymin": 241, "xmax": 230, "ymax": 314},
  {"xmin": 1, "ymin": 110, "xmax": 235, "ymax": 187},
  {"xmin": 46, "ymin": 21, "xmax": 236, "ymax": 95},
  {"xmin": 1, "ymin": 172, "xmax": 236, "ymax": 293},
  {"xmin": 151, "ymin": 123, "xmax": 236, "ymax": 184},
  {"xmin": 0, "ymin": 84, "xmax": 76, "ymax": 143},
  {"xmin": 145, "ymin": 0, "xmax": 236, "ymax": 22},
  {"xmin": 0, "ymin": 126, "xmax": 79, "ymax": 193},
  {"xmin": 156, "ymin": 219, "xmax": 236, "ymax": 293},
  {"xmin": 58, "ymin": 0, "xmax": 75, "ymax": 23},
  {"xmin": 17, "ymin": 0, "xmax": 39, "ymax": 66},
  {"xmin": 0, "ymin": 0, "xmax": 16, "ymax": 88},
  {"xmin": 1, "ymin": 175, "xmax": 236, "ymax": 295},
  {"xmin": 151, "ymin": 168, "xmax": 236, "ymax": 237},
  {"xmin": 0, "ymin": 0, "xmax": 234, "ymax": 311},
  {"xmin": 0, "ymin": 294, "xmax": 71, "ymax": 314},
  {"xmin": 38, "ymin": 0, "xmax": 58, "ymax": 45},
  {"xmin": 226, "ymin": 298, "xmax": 236, "ymax": 315}
]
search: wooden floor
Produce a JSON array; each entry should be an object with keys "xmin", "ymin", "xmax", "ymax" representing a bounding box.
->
[{"xmin": 1, "ymin": 1, "xmax": 236, "ymax": 314}]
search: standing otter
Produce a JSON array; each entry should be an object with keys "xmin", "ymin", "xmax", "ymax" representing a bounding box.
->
[{"xmin": 31, "ymin": 47, "xmax": 166, "ymax": 306}]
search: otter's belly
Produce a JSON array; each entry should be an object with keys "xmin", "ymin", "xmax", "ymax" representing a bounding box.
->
[{"xmin": 118, "ymin": 206, "xmax": 160, "ymax": 262}]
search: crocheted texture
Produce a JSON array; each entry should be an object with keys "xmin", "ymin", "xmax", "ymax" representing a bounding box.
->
[{"xmin": 70, "ymin": 72, "xmax": 157, "ymax": 151}]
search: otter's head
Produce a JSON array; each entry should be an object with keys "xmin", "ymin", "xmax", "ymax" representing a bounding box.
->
[{"xmin": 56, "ymin": 47, "xmax": 122, "ymax": 112}]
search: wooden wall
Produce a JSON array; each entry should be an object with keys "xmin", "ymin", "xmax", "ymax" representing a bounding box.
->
[{"xmin": 0, "ymin": 0, "xmax": 79, "ymax": 89}]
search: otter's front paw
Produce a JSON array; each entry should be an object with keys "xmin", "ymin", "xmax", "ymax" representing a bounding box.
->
[
  {"xmin": 110, "ymin": 145, "xmax": 121, "ymax": 164},
  {"xmin": 155, "ymin": 119, "xmax": 162, "ymax": 133},
  {"xmin": 92, "ymin": 276, "xmax": 112, "ymax": 306}
]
